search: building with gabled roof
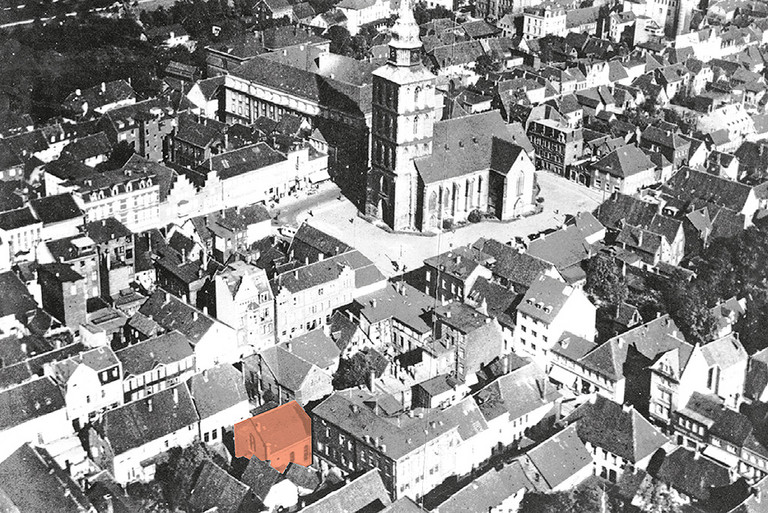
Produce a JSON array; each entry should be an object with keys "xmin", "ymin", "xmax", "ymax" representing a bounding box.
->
[
  {"xmin": 131, "ymin": 287, "xmax": 238, "ymax": 370},
  {"xmin": 0, "ymin": 443, "xmax": 95, "ymax": 512},
  {"xmin": 200, "ymin": 260, "xmax": 275, "ymax": 355},
  {"xmin": 187, "ymin": 459, "xmax": 250, "ymax": 513},
  {"xmin": 188, "ymin": 364, "xmax": 251, "ymax": 446},
  {"xmin": 88, "ymin": 384, "xmax": 199, "ymax": 484},
  {"xmin": 519, "ymin": 423, "xmax": 593, "ymax": 491},
  {"xmin": 244, "ymin": 344, "xmax": 333, "ymax": 406},
  {"xmin": 434, "ymin": 459, "xmax": 538, "ymax": 513},
  {"xmin": 0, "ymin": 376, "xmax": 70, "ymax": 461},
  {"xmin": 513, "ymin": 273, "xmax": 595, "ymax": 368},
  {"xmin": 563, "ymin": 395, "xmax": 670, "ymax": 483},
  {"xmin": 47, "ymin": 345, "xmax": 122, "ymax": 430},
  {"xmin": 590, "ymin": 144, "xmax": 659, "ymax": 195},
  {"xmin": 239, "ymin": 456, "xmax": 299, "ymax": 511},
  {"xmin": 271, "ymin": 249, "xmax": 384, "ymax": 342},
  {"xmin": 300, "ymin": 469, "xmax": 391, "ymax": 513},
  {"xmin": 115, "ymin": 330, "xmax": 195, "ymax": 402},
  {"xmin": 234, "ymin": 400, "xmax": 311, "ymax": 473},
  {"xmin": 311, "ymin": 390, "xmax": 490, "ymax": 500},
  {"xmin": 62, "ymin": 80, "xmax": 136, "ymax": 119},
  {"xmin": 474, "ymin": 359, "xmax": 560, "ymax": 449}
]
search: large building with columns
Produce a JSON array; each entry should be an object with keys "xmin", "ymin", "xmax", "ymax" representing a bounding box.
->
[{"xmin": 364, "ymin": 3, "xmax": 536, "ymax": 232}]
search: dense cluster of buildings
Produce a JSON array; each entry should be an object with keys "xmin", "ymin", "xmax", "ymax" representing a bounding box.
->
[{"xmin": 4, "ymin": 0, "xmax": 768, "ymax": 510}]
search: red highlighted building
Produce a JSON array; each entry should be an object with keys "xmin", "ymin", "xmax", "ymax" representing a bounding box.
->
[{"xmin": 234, "ymin": 401, "xmax": 312, "ymax": 473}]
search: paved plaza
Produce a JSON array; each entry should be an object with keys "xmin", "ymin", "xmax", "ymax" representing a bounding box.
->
[{"xmin": 275, "ymin": 172, "xmax": 605, "ymax": 277}]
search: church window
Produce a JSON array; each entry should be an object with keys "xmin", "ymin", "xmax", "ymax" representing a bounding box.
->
[
  {"xmin": 517, "ymin": 172, "xmax": 525, "ymax": 196},
  {"xmin": 413, "ymin": 115, "xmax": 419, "ymax": 135}
]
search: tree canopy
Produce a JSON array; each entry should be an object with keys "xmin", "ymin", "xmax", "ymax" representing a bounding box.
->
[
  {"xmin": 585, "ymin": 254, "xmax": 629, "ymax": 306},
  {"xmin": 333, "ymin": 351, "xmax": 378, "ymax": 389}
]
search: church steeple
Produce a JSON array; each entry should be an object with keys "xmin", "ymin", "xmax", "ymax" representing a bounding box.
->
[{"xmin": 388, "ymin": 0, "xmax": 422, "ymax": 67}]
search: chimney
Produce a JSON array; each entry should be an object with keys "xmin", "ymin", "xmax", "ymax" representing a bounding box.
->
[
  {"xmin": 193, "ymin": 311, "xmax": 198, "ymax": 321},
  {"xmin": 203, "ymin": 369, "xmax": 208, "ymax": 381},
  {"xmin": 181, "ymin": 248, "xmax": 187, "ymax": 263},
  {"xmin": 370, "ymin": 299, "xmax": 377, "ymax": 308},
  {"xmin": 173, "ymin": 387, "xmax": 179, "ymax": 405},
  {"xmin": 367, "ymin": 369, "xmax": 376, "ymax": 392},
  {"xmin": 455, "ymin": 255, "xmax": 461, "ymax": 264},
  {"xmin": 446, "ymin": 310, "xmax": 452, "ymax": 318},
  {"xmin": 693, "ymin": 450, "xmax": 700, "ymax": 460},
  {"xmin": 351, "ymin": 404, "xmax": 360, "ymax": 413},
  {"xmin": 286, "ymin": 342, "xmax": 292, "ymax": 352},
  {"xmin": 622, "ymin": 403, "xmax": 632, "ymax": 413},
  {"xmin": 75, "ymin": 88, "xmax": 81, "ymax": 96},
  {"xmin": 147, "ymin": 398, "xmax": 153, "ymax": 412},
  {"xmin": 502, "ymin": 355, "xmax": 510, "ymax": 375},
  {"xmin": 479, "ymin": 298, "xmax": 488, "ymax": 316},
  {"xmin": 101, "ymin": 82, "xmax": 106, "ymax": 93},
  {"xmin": 20, "ymin": 343, "xmax": 27, "ymax": 354}
]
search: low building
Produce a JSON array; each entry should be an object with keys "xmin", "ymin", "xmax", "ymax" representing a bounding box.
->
[
  {"xmin": 188, "ymin": 364, "xmax": 251, "ymax": 446},
  {"xmin": 518, "ymin": 424, "xmax": 593, "ymax": 491},
  {"xmin": 115, "ymin": 331, "xmax": 196, "ymax": 402},
  {"xmin": 48, "ymin": 346, "xmax": 123, "ymax": 430},
  {"xmin": 88, "ymin": 385, "xmax": 199, "ymax": 484},
  {"xmin": 590, "ymin": 145, "xmax": 659, "ymax": 196},
  {"xmin": 234, "ymin": 400, "xmax": 312, "ymax": 473},
  {"xmin": 563, "ymin": 395, "xmax": 670, "ymax": 483},
  {"xmin": 130, "ymin": 288, "xmax": 239, "ymax": 369},
  {"xmin": 244, "ymin": 345, "xmax": 333, "ymax": 406}
]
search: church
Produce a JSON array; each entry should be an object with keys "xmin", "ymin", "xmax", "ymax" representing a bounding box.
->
[{"xmin": 364, "ymin": 2, "xmax": 536, "ymax": 232}]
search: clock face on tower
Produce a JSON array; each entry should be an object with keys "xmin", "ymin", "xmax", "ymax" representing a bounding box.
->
[{"xmin": 410, "ymin": 49, "xmax": 420, "ymax": 64}]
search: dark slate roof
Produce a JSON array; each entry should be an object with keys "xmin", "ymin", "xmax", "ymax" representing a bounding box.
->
[
  {"xmin": 188, "ymin": 460, "xmax": 249, "ymax": 513},
  {"xmin": 137, "ymin": 289, "xmax": 216, "ymax": 344},
  {"xmin": 0, "ymin": 206, "xmax": 38, "ymax": 231},
  {"xmin": 63, "ymin": 80, "xmax": 136, "ymax": 113},
  {"xmin": 414, "ymin": 111, "xmax": 520, "ymax": 184},
  {"xmin": 257, "ymin": 345, "xmax": 315, "ymax": 391},
  {"xmin": 654, "ymin": 447, "xmax": 731, "ymax": 502},
  {"xmin": 665, "ymin": 167, "xmax": 754, "ymax": 212},
  {"xmin": 232, "ymin": 56, "xmax": 372, "ymax": 115},
  {"xmin": 474, "ymin": 361, "xmax": 559, "ymax": 423},
  {"xmin": 84, "ymin": 217, "xmax": 133, "ymax": 243},
  {"xmin": 187, "ymin": 364, "xmax": 248, "ymax": 419},
  {"xmin": 280, "ymin": 329, "xmax": 339, "ymax": 369},
  {"xmin": 467, "ymin": 277, "xmax": 518, "ymax": 329},
  {"xmin": 565, "ymin": 395, "xmax": 668, "ymax": 463},
  {"xmin": 240, "ymin": 457, "xmax": 285, "ymax": 504},
  {"xmin": 290, "ymin": 222, "xmax": 351, "ymax": 258},
  {"xmin": 195, "ymin": 76, "xmax": 225, "ymax": 100},
  {"xmin": 0, "ymin": 376, "xmax": 65, "ymax": 431},
  {"xmin": 29, "ymin": 194, "xmax": 83, "ymax": 225},
  {"xmin": 101, "ymin": 385, "xmax": 198, "ymax": 454},
  {"xmin": 115, "ymin": 331, "xmax": 193, "ymax": 377},
  {"xmin": 199, "ymin": 143, "xmax": 286, "ymax": 180},
  {"xmin": 300, "ymin": 469, "xmax": 391, "ymax": 513},
  {"xmin": 517, "ymin": 274, "xmax": 573, "ymax": 323},
  {"xmin": 37, "ymin": 262, "xmax": 83, "ymax": 283},
  {"xmin": 283, "ymin": 462, "xmax": 321, "ymax": 491},
  {"xmin": 525, "ymin": 424, "xmax": 592, "ymax": 490},
  {"xmin": 0, "ymin": 444, "xmax": 94, "ymax": 513},
  {"xmin": 592, "ymin": 144, "xmax": 655, "ymax": 178},
  {"xmin": 473, "ymin": 238, "xmax": 553, "ymax": 289},
  {"xmin": 175, "ymin": 112, "xmax": 227, "ymax": 149},
  {"xmin": 423, "ymin": 245, "xmax": 492, "ymax": 280},
  {"xmin": 61, "ymin": 132, "xmax": 112, "ymax": 162}
]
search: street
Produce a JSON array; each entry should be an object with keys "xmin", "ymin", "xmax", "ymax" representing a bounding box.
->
[{"xmin": 276, "ymin": 172, "xmax": 605, "ymax": 278}]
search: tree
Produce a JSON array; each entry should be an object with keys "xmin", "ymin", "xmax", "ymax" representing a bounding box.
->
[
  {"xmin": 635, "ymin": 479, "xmax": 684, "ymax": 513},
  {"xmin": 413, "ymin": 1, "xmax": 453, "ymax": 25},
  {"xmin": 585, "ymin": 254, "xmax": 628, "ymax": 305},
  {"xmin": 327, "ymin": 25, "xmax": 352, "ymax": 56},
  {"xmin": 333, "ymin": 351, "xmax": 378, "ymax": 389},
  {"xmin": 474, "ymin": 53, "xmax": 500, "ymax": 76}
]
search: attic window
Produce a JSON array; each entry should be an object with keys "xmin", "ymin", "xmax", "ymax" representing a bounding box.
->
[
  {"xmin": 543, "ymin": 306, "xmax": 552, "ymax": 314},
  {"xmin": 221, "ymin": 159, "xmax": 230, "ymax": 169}
]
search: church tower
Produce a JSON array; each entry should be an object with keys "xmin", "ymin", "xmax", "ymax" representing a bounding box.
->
[{"xmin": 365, "ymin": 0, "xmax": 437, "ymax": 231}]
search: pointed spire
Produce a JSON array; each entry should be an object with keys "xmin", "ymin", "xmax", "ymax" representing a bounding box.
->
[{"xmin": 390, "ymin": 0, "xmax": 421, "ymax": 50}]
